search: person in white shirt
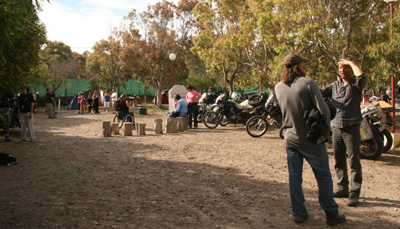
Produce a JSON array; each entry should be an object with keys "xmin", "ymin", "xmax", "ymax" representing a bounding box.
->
[{"xmin": 111, "ymin": 88, "xmax": 118, "ymax": 114}]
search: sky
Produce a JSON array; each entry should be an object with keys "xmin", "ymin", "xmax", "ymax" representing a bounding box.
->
[{"xmin": 38, "ymin": 0, "xmax": 171, "ymax": 54}]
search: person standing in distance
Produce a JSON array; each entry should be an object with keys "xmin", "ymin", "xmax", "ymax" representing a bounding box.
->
[
  {"xmin": 321, "ymin": 58, "xmax": 367, "ymax": 207},
  {"xmin": 104, "ymin": 90, "xmax": 111, "ymax": 113},
  {"xmin": 93, "ymin": 90, "xmax": 100, "ymax": 114},
  {"xmin": 18, "ymin": 87, "xmax": 36, "ymax": 142},
  {"xmin": 45, "ymin": 88, "xmax": 55, "ymax": 118},
  {"xmin": 275, "ymin": 54, "xmax": 345, "ymax": 226},
  {"xmin": 186, "ymin": 85, "xmax": 202, "ymax": 129},
  {"xmin": 111, "ymin": 88, "xmax": 118, "ymax": 114}
]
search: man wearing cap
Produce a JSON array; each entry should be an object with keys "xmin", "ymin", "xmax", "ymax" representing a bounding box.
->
[
  {"xmin": 321, "ymin": 59, "xmax": 366, "ymax": 207},
  {"xmin": 275, "ymin": 54, "xmax": 345, "ymax": 226}
]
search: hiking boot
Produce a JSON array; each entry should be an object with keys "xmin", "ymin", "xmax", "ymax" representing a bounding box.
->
[
  {"xmin": 333, "ymin": 188, "xmax": 349, "ymax": 198},
  {"xmin": 326, "ymin": 212, "xmax": 346, "ymax": 226},
  {"xmin": 347, "ymin": 192, "xmax": 359, "ymax": 207},
  {"xmin": 294, "ymin": 213, "xmax": 308, "ymax": 224}
]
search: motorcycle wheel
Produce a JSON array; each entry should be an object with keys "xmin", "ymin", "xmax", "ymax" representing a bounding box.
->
[
  {"xmin": 248, "ymin": 93, "xmax": 266, "ymax": 106},
  {"xmin": 220, "ymin": 115, "xmax": 229, "ymax": 126},
  {"xmin": 203, "ymin": 111, "xmax": 220, "ymax": 129},
  {"xmin": 360, "ymin": 134, "xmax": 384, "ymax": 160},
  {"xmin": 197, "ymin": 112, "xmax": 205, "ymax": 123},
  {"xmin": 246, "ymin": 116, "xmax": 268, "ymax": 137},
  {"xmin": 380, "ymin": 129, "xmax": 393, "ymax": 153},
  {"xmin": 279, "ymin": 126, "xmax": 285, "ymax": 139}
]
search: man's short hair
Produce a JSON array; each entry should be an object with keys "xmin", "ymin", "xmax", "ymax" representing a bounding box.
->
[{"xmin": 174, "ymin": 94, "xmax": 181, "ymax": 100}]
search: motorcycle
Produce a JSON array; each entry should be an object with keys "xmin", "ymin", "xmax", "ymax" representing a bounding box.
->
[
  {"xmin": 359, "ymin": 103, "xmax": 388, "ymax": 160},
  {"xmin": 203, "ymin": 92, "xmax": 267, "ymax": 129},
  {"xmin": 9, "ymin": 97, "xmax": 20, "ymax": 128},
  {"xmin": 368, "ymin": 96, "xmax": 395, "ymax": 153},
  {"xmin": 246, "ymin": 94, "xmax": 282, "ymax": 138},
  {"xmin": 380, "ymin": 106, "xmax": 395, "ymax": 153},
  {"xmin": 197, "ymin": 91, "xmax": 218, "ymax": 123}
]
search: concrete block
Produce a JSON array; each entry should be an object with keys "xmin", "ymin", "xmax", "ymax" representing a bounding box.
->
[{"xmin": 391, "ymin": 133, "xmax": 400, "ymax": 149}]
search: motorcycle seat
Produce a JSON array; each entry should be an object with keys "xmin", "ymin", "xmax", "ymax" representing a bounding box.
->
[{"xmin": 235, "ymin": 100, "xmax": 253, "ymax": 110}]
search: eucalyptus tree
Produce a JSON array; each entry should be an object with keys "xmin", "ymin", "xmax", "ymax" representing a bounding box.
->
[
  {"xmin": 0, "ymin": 0, "xmax": 47, "ymax": 95},
  {"xmin": 174, "ymin": 0, "xmax": 207, "ymax": 82},
  {"xmin": 120, "ymin": 1, "xmax": 184, "ymax": 107},
  {"xmin": 39, "ymin": 41, "xmax": 77, "ymax": 91},
  {"xmin": 86, "ymin": 37, "xmax": 126, "ymax": 90},
  {"xmin": 271, "ymin": 0, "xmax": 397, "ymax": 90},
  {"xmin": 192, "ymin": 0, "xmax": 253, "ymax": 93}
]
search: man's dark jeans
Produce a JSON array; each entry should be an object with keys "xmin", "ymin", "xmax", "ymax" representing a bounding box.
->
[
  {"xmin": 332, "ymin": 123, "xmax": 362, "ymax": 195},
  {"xmin": 286, "ymin": 144, "xmax": 339, "ymax": 219}
]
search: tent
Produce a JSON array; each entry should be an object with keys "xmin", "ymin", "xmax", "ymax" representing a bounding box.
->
[{"xmin": 66, "ymin": 92, "xmax": 88, "ymax": 110}]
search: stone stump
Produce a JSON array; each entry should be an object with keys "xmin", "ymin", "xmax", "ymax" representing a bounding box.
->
[
  {"xmin": 137, "ymin": 123, "xmax": 146, "ymax": 135},
  {"xmin": 123, "ymin": 122, "xmax": 133, "ymax": 136},
  {"xmin": 154, "ymin": 119, "xmax": 163, "ymax": 134},
  {"xmin": 111, "ymin": 123, "xmax": 119, "ymax": 135},
  {"xmin": 165, "ymin": 118, "xmax": 177, "ymax": 133},
  {"xmin": 102, "ymin": 121, "xmax": 111, "ymax": 137},
  {"xmin": 183, "ymin": 116, "xmax": 189, "ymax": 130},
  {"xmin": 177, "ymin": 117, "xmax": 185, "ymax": 132}
]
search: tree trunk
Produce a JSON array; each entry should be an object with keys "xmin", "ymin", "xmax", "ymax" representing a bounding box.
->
[
  {"xmin": 156, "ymin": 82, "xmax": 162, "ymax": 108},
  {"xmin": 144, "ymin": 86, "xmax": 147, "ymax": 103}
]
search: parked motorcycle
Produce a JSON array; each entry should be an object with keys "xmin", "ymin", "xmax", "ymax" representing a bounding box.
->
[
  {"xmin": 359, "ymin": 103, "xmax": 388, "ymax": 160},
  {"xmin": 380, "ymin": 106, "xmax": 394, "ymax": 153},
  {"xmin": 197, "ymin": 91, "xmax": 218, "ymax": 123},
  {"xmin": 246, "ymin": 94, "xmax": 282, "ymax": 138},
  {"xmin": 203, "ymin": 92, "xmax": 267, "ymax": 129},
  {"xmin": 368, "ymin": 96, "xmax": 395, "ymax": 153},
  {"xmin": 9, "ymin": 97, "xmax": 20, "ymax": 128}
]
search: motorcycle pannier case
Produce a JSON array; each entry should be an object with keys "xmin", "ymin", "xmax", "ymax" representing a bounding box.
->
[{"xmin": 360, "ymin": 118, "xmax": 373, "ymax": 141}]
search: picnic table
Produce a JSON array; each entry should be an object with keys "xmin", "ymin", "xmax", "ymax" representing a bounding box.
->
[{"xmin": 126, "ymin": 97, "xmax": 138, "ymax": 107}]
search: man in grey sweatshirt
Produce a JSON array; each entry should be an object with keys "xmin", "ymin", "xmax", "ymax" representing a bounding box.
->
[{"xmin": 275, "ymin": 54, "xmax": 345, "ymax": 226}]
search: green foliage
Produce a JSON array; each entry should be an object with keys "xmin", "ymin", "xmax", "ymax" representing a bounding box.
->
[
  {"xmin": 0, "ymin": 0, "xmax": 46, "ymax": 95},
  {"xmin": 119, "ymin": 1, "xmax": 196, "ymax": 107},
  {"xmin": 184, "ymin": 74, "xmax": 216, "ymax": 93},
  {"xmin": 86, "ymin": 37, "xmax": 126, "ymax": 90},
  {"xmin": 190, "ymin": 0, "xmax": 400, "ymax": 91},
  {"xmin": 85, "ymin": 0, "xmax": 400, "ymax": 95},
  {"xmin": 39, "ymin": 41, "xmax": 79, "ymax": 91}
]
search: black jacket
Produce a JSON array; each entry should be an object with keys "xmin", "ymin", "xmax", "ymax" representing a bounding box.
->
[{"xmin": 304, "ymin": 108, "xmax": 329, "ymax": 145}]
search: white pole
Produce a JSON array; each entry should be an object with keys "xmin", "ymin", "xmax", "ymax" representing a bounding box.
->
[{"xmin": 58, "ymin": 98, "xmax": 61, "ymax": 110}]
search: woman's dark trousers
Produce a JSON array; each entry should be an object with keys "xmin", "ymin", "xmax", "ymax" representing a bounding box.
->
[{"xmin": 187, "ymin": 102, "xmax": 199, "ymax": 128}]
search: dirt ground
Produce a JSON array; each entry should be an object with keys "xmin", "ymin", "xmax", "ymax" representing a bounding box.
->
[{"xmin": 0, "ymin": 106, "xmax": 399, "ymax": 228}]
